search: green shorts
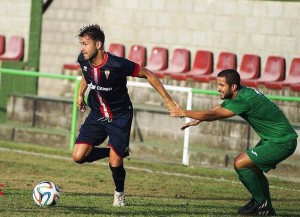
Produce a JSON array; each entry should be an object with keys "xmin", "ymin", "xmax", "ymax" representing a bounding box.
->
[{"xmin": 246, "ymin": 139, "xmax": 297, "ymax": 173}]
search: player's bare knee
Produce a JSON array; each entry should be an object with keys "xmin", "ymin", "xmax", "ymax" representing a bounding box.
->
[
  {"xmin": 72, "ymin": 153, "xmax": 85, "ymax": 164},
  {"xmin": 233, "ymin": 156, "xmax": 242, "ymax": 169},
  {"xmin": 109, "ymin": 150, "xmax": 123, "ymax": 167}
]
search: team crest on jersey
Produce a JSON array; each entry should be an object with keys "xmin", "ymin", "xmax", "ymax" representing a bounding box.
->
[{"xmin": 104, "ymin": 70, "xmax": 110, "ymax": 79}]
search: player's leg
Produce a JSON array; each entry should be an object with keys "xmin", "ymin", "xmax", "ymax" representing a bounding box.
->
[
  {"xmin": 109, "ymin": 148, "xmax": 125, "ymax": 193},
  {"xmin": 234, "ymin": 152, "xmax": 267, "ymax": 215},
  {"xmin": 253, "ymin": 167, "xmax": 276, "ymax": 215},
  {"xmin": 73, "ymin": 112, "xmax": 110, "ymax": 164},
  {"xmin": 109, "ymin": 149, "xmax": 126, "ymax": 206},
  {"xmin": 235, "ymin": 139, "xmax": 297, "ymax": 215},
  {"xmin": 72, "ymin": 143, "xmax": 110, "ymax": 163},
  {"xmin": 106, "ymin": 109, "xmax": 133, "ymax": 206},
  {"xmin": 72, "ymin": 143, "xmax": 94, "ymax": 163}
]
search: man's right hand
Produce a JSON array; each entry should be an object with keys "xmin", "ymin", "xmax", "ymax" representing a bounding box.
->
[
  {"xmin": 181, "ymin": 119, "xmax": 201, "ymax": 131},
  {"xmin": 77, "ymin": 95, "xmax": 87, "ymax": 112},
  {"xmin": 169, "ymin": 101, "xmax": 185, "ymax": 118}
]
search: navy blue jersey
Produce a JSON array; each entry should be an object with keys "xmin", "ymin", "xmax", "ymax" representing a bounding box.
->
[{"xmin": 78, "ymin": 52, "xmax": 140, "ymax": 119}]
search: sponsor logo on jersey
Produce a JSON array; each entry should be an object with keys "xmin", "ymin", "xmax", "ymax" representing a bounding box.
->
[
  {"xmin": 88, "ymin": 82, "xmax": 112, "ymax": 91},
  {"xmin": 83, "ymin": 66, "xmax": 88, "ymax": 71},
  {"xmin": 104, "ymin": 70, "xmax": 110, "ymax": 79}
]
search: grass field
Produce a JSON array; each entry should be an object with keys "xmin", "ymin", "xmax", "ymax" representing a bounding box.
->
[{"xmin": 0, "ymin": 140, "xmax": 299, "ymax": 217}]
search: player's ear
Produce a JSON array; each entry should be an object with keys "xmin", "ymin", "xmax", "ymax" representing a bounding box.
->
[
  {"xmin": 231, "ymin": 84, "xmax": 238, "ymax": 91},
  {"xmin": 96, "ymin": 41, "xmax": 102, "ymax": 50}
]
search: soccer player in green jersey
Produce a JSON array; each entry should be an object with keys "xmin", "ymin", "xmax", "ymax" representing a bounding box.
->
[{"xmin": 170, "ymin": 69, "xmax": 298, "ymax": 216}]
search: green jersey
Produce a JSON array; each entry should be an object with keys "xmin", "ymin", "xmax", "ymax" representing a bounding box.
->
[{"xmin": 221, "ymin": 86, "xmax": 298, "ymax": 143}]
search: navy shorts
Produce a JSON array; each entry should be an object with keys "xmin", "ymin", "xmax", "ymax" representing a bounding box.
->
[{"xmin": 76, "ymin": 109, "xmax": 133, "ymax": 158}]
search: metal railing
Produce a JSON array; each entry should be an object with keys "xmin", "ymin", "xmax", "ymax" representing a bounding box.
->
[
  {"xmin": 1, "ymin": 67, "xmax": 299, "ymax": 165},
  {"xmin": 0, "ymin": 68, "xmax": 81, "ymax": 151}
]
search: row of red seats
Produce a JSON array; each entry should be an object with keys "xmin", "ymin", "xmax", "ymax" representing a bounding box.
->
[
  {"xmin": 63, "ymin": 43, "xmax": 300, "ymax": 92},
  {"xmin": 139, "ymin": 46, "xmax": 300, "ymax": 92},
  {"xmin": 0, "ymin": 35, "xmax": 24, "ymax": 61},
  {"xmin": 127, "ymin": 45, "xmax": 300, "ymax": 92},
  {"xmin": 243, "ymin": 57, "xmax": 300, "ymax": 91}
]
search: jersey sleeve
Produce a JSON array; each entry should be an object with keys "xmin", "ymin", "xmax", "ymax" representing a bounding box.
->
[
  {"xmin": 120, "ymin": 58, "xmax": 140, "ymax": 77},
  {"xmin": 131, "ymin": 63, "xmax": 140, "ymax": 77},
  {"xmin": 221, "ymin": 98, "xmax": 251, "ymax": 115}
]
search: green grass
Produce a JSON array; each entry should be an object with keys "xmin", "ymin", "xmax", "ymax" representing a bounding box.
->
[{"xmin": 0, "ymin": 141, "xmax": 299, "ymax": 217}]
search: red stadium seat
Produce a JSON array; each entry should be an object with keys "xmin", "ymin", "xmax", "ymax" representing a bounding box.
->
[
  {"xmin": 154, "ymin": 48, "xmax": 190, "ymax": 79},
  {"xmin": 0, "ymin": 36, "xmax": 24, "ymax": 61},
  {"xmin": 264, "ymin": 58, "xmax": 300, "ymax": 90},
  {"xmin": 108, "ymin": 43, "xmax": 125, "ymax": 57},
  {"xmin": 63, "ymin": 62, "xmax": 80, "ymax": 70},
  {"xmin": 239, "ymin": 54, "xmax": 261, "ymax": 80},
  {"xmin": 0, "ymin": 35, "xmax": 5, "ymax": 55},
  {"xmin": 289, "ymin": 83, "xmax": 300, "ymax": 92},
  {"xmin": 192, "ymin": 51, "xmax": 236, "ymax": 83},
  {"xmin": 169, "ymin": 50, "xmax": 213, "ymax": 81},
  {"xmin": 241, "ymin": 56, "xmax": 285, "ymax": 88},
  {"xmin": 145, "ymin": 46, "xmax": 168, "ymax": 71},
  {"xmin": 128, "ymin": 45, "xmax": 147, "ymax": 67}
]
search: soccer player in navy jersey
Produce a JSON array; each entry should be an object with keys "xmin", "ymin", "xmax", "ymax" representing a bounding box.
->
[
  {"xmin": 170, "ymin": 69, "xmax": 297, "ymax": 215},
  {"xmin": 72, "ymin": 24, "xmax": 176, "ymax": 206}
]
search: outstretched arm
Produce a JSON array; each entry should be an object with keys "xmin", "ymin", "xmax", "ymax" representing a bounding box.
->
[
  {"xmin": 136, "ymin": 67, "xmax": 175, "ymax": 109},
  {"xmin": 175, "ymin": 104, "xmax": 229, "ymax": 130},
  {"xmin": 170, "ymin": 101, "xmax": 235, "ymax": 122}
]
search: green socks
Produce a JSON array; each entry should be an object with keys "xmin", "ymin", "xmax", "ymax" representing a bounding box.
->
[
  {"xmin": 235, "ymin": 168, "xmax": 266, "ymax": 203},
  {"xmin": 256, "ymin": 172, "xmax": 273, "ymax": 209}
]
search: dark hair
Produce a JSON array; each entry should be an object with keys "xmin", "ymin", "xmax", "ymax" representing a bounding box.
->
[
  {"xmin": 77, "ymin": 24, "xmax": 105, "ymax": 46},
  {"xmin": 217, "ymin": 69, "xmax": 242, "ymax": 89}
]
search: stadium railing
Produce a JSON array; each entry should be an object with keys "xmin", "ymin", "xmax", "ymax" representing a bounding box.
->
[
  {"xmin": 0, "ymin": 68, "xmax": 81, "ymax": 151},
  {"xmin": 0, "ymin": 67, "xmax": 300, "ymax": 166}
]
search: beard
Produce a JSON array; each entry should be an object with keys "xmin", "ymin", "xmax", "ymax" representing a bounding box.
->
[
  {"xmin": 84, "ymin": 49, "xmax": 98, "ymax": 62},
  {"xmin": 220, "ymin": 90, "xmax": 233, "ymax": 100}
]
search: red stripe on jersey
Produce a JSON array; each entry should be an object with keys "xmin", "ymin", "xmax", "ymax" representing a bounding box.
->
[
  {"xmin": 131, "ymin": 63, "xmax": 141, "ymax": 77},
  {"xmin": 91, "ymin": 67, "xmax": 113, "ymax": 119},
  {"xmin": 99, "ymin": 94, "xmax": 113, "ymax": 119},
  {"xmin": 94, "ymin": 91, "xmax": 113, "ymax": 119}
]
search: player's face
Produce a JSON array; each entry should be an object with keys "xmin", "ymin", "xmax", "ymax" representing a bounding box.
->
[
  {"xmin": 216, "ymin": 77, "xmax": 233, "ymax": 100},
  {"xmin": 79, "ymin": 36, "xmax": 98, "ymax": 61}
]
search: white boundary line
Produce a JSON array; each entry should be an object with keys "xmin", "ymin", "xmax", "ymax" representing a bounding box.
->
[{"xmin": 1, "ymin": 147, "xmax": 299, "ymax": 192}]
